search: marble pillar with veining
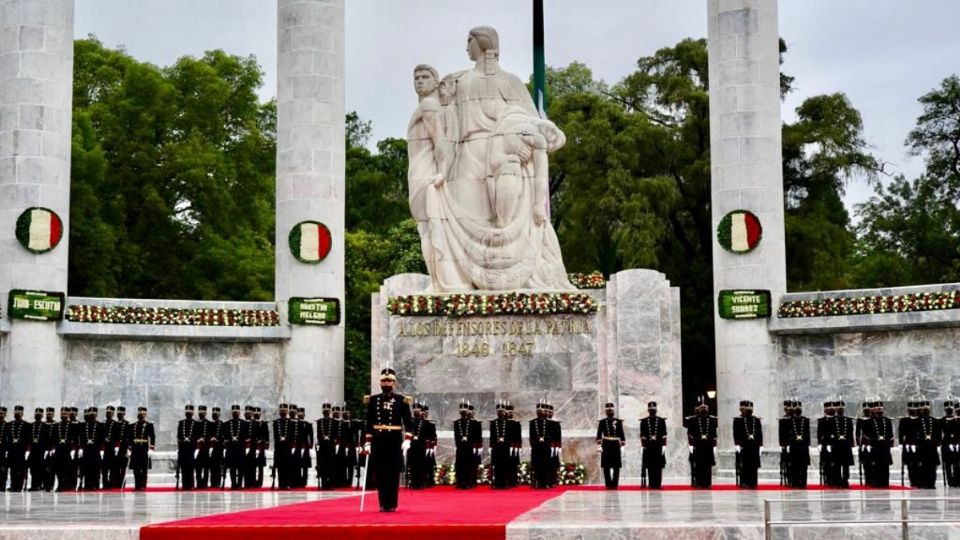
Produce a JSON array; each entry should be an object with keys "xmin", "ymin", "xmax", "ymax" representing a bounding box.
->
[{"xmin": 371, "ymin": 269, "xmax": 682, "ymax": 482}]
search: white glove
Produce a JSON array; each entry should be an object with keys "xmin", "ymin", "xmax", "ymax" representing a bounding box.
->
[
  {"xmin": 661, "ymin": 447, "xmax": 666, "ymax": 456},
  {"xmin": 401, "ymin": 440, "xmax": 411, "ymax": 452},
  {"xmin": 474, "ymin": 447, "xmax": 481, "ymax": 457},
  {"xmin": 78, "ymin": 449, "xmax": 84, "ymax": 459},
  {"xmin": 759, "ymin": 447, "xmax": 763, "ymax": 457},
  {"xmin": 335, "ymin": 445, "xmax": 340, "ymax": 455},
  {"xmin": 713, "ymin": 447, "xmax": 717, "ymax": 458},
  {"xmin": 826, "ymin": 445, "xmax": 832, "ymax": 453},
  {"xmin": 597, "ymin": 445, "xmax": 603, "ymax": 454},
  {"xmin": 194, "ymin": 449, "xmax": 199, "ymax": 460},
  {"xmin": 735, "ymin": 445, "xmax": 741, "ymax": 454},
  {"xmin": 818, "ymin": 444, "xmax": 823, "ymax": 452},
  {"xmin": 688, "ymin": 446, "xmax": 693, "ymax": 454},
  {"xmin": 24, "ymin": 451, "xmax": 30, "ymax": 461},
  {"xmin": 865, "ymin": 446, "xmax": 871, "ymax": 453},
  {"xmin": 786, "ymin": 446, "xmax": 791, "ymax": 454},
  {"xmin": 100, "ymin": 450, "xmax": 104, "ymax": 459},
  {"xmin": 147, "ymin": 449, "xmax": 152, "ymax": 458},
  {"xmin": 953, "ymin": 445, "xmax": 958, "ymax": 452},
  {"xmin": 291, "ymin": 447, "xmax": 296, "ymax": 455},
  {"xmin": 910, "ymin": 444, "xmax": 917, "ymax": 452},
  {"xmin": 363, "ymin": 443, "xmax": 371, "ymax": 455}
]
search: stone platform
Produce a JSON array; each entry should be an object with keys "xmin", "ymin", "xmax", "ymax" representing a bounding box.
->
[{"xmin": 2, "ymin": 486, "xmax": 957, "ymax": 540}]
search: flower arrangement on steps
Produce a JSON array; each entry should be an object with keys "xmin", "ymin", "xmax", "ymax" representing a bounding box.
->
[{"xmin": 431, "ymin": 461, "xmax": 586, "ymax": 486}]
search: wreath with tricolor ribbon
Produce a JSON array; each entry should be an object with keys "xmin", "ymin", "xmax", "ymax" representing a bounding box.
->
[
  {"xmin": 717, "ymin": 209, "xmax": 762, "ymax": 254},
  {"xmin": 288, "ymin": 220, "xmax": 332, "ymax": 264},
  {"xmin": 15, "ymin": 207, "xmax": 63, "ymax": 254}
]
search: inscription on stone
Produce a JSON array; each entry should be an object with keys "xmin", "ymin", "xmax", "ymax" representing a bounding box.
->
[{"xmin": 396, "ymin": 316, "xmax": 592, "ymax": 359}]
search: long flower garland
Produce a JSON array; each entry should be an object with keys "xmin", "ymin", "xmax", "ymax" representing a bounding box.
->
[
  {"xmin": 778, "ymin": 291, "xmax": 960, "ymax": 318},
  {"xmin": 431, "ymin": 461, "xmax": 585, "ymax": 486},
  {"xmin": 387, "ymin": 292, "xmax": 599, "ymax": 317},
  {"xmin": 569, "ymin": 271, "xmax": 606, "ymax": 289},
  {"xmin": 67, "ymin": 305, "xmax": 281, "ymax": 327}
]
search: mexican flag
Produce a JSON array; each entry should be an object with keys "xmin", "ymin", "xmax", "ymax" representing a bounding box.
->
[
  {"xmin": 16, "ymin": 207, "xmax": 63, "ymax": 253},
  {"xmin": 717, "ymin": 210, "xmax": 762, "ymax": 253},
  {"xmin": 289, "ymin": 221, "xmax": 332, "ymax": 263}
]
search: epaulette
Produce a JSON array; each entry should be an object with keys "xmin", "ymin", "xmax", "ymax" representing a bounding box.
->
[
  {"xmin": 403, "ymin": 396, "xmax": 413, "ymax": 405},
  {"xmin": 363, "ymin": 395, "xmax": 370, "ymax": 404}
]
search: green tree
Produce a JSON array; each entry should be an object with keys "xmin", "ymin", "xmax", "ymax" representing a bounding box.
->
[
  {"xmin": 69, "ymin": 38, "xmax": 275, "ymax": 300},
  {"xmin": 853, "ymin": 75, "xmax": 960, "ymax": 286}
]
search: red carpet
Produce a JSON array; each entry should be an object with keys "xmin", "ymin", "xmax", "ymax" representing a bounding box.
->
[{"xmin": 140, "ymin": 487, "xmax": 561, "ymax": 540}]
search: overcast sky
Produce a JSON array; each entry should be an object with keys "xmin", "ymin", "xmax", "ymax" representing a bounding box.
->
[{"xmin": 75, "ymin": 0, "xmax": 960, "ymax": 211}]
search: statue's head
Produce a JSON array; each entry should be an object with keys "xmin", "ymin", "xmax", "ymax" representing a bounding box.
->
[
  {"xmin": 467, "ymin": 26, "xmax": 499, "ymax": 61},
  {"xmin": 413, "ymin": 64, "xmax": 439, "ymax": 97}
]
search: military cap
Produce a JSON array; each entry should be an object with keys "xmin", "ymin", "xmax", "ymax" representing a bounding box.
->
[
  {"xmin": 505, "ymin": 404, "xmax": 514, "ymax": 411},
  {"xmin": 198, "ymin": 405, "xmax": 207, "ymax": 411},
  {"xmin": 247, "ymin": 405, "xmax": 256, "ymax": 411},
  {"xmin": 45, "ymin": 407, "xmax": 55, "ymax": 413},
  {"xmin": 0, "ymin": 406, "xmax": 7, "ymax": 413},
  {"xmin": 783, "ymin": 400, "xmax": 792, "ymax": 406},
  {"xmin": 535, "ymin": 402, "xmax": 544, "ymax": 411},
  {"xmin": 106, "ymin": 405, "xmax": 116, "ymax": 412},
  {"xmin": 380, "ymin": 367, "xmax": 397, "ymax": 381},
  {"xmin": 468, "ymin": 404, "xmax": 475, "ymax": 411},
  {"xmin": 138, "ymin": 406, "xmax": 148, "ymax": 412},
  {"xmin": 604, "ymin": 402, "xmax": 615, "ymax": 409},
  {"xmin": 70, "ymin": 406, "xmax": 78, "ymax": 412},
  {"xmin": 33, "ymin": 407, "xmax": 43, "ymax": 414},
  {"xmin": 117, "ymin": 406, "xmax": 126, "ymax": 412},
  {"xmin": 322, "ymin": 403, "xmax": 332, "ymax": 411},
  {"xmin": 421, "ymin": 405, "xmax": 430, "ymax": 412},
  {"xmin": 496, "ymin": 401, "xmax": 506, "ymax": 411},
  {"xmin": 231, "ymin": 404, "xmax": 241, "ymax": 411},
  {"xmin": 14, "ymin": 405, "xmax": 24, "ymax": 412},
  {"xmin": 90, "ymin": 406, "xmax": 98, "ymax": 413},
  {"xmin": 837, "ymin": 400, "xmax": 846, "ymax": 407},
  {"xmin": 332, "ymin": 405, "xmax": 342, "ymax": 412},
  {"xmin": 278, "ymin": 403, "xmax": 289, "ymax": 410},
  {"xmin": 297, "ymin": 406, "xmax": 305, "ymax": 413},
  {"xmin": 648, "ymin": 401, "xmax": 658, "ymax": 408},
  {"xmin": 211, "ymin": 406, "xmax": 221, "ymax": 413},
  {"xmin": 945, "ymin": 400, "xmax": 956, "ymax": 408},
  {"xmin": 184, "ymin": 404, "xmax": 195, "ymax": 411},
  {"xmin": 459, "ymin": 401, "xmax": 470, "ymax": 411}
]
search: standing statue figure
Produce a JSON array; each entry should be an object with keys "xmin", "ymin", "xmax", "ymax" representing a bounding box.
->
[{"xmin": 406, "ymin": 26, "xmax": 573, "ymax": 292}]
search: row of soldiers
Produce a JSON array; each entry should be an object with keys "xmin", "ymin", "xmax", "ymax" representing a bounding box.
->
[{"xmin": 0, "ymin": 405, "xmax": 155, "ymax": 491}]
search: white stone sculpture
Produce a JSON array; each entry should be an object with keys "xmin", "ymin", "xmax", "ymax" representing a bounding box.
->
[{"xmin": 406, "ymin": 26, "xmax": 573, "ymax": 292}]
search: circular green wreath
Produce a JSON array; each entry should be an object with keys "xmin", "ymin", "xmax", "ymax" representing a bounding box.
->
[
  {"xmin": 15, "ymin": 207, "xmax": 63, "ymax": 254},
  {"xmin": 717, "ymin": 209, "xmax": 763, "ymax": 254},
  {"xmin": 288, "ymin": 220, "xmax": 332, "ymax": 264}
]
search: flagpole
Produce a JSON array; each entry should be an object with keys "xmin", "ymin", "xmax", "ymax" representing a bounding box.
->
[{"xmin": 533, "ymin": 0, "xmax": 547, "ymax": 117}]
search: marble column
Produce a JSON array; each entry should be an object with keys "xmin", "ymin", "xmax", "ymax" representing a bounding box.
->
[
  {"xmin": 708, "ymin": 0, "xmax": 786, "ymax": 435},
  {"xmin": 0, "ymin": 0, "xmax": 73, "ymax": 405},
  {"xmin": 275, "ymin": 0, "xmax": 345, "ymax": 414}
]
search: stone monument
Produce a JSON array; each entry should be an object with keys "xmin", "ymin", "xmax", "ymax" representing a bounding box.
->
[{"xmin": 372, "ymin": 27, "xmax": 685, "ymax": 482}]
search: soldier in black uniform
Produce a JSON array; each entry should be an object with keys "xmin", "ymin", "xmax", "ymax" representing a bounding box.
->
[
  {"xmin": 315, "ymin": 403, "xmax": 336, "ymax": 489},
  {"xmin": 596, "ymin": 402, "xmax": 625, "ymax": 489},
  {"xmin": 685, "ymin": 398, "xmax": 717, "ymax": 489},
  {"xmin": 207, "ymin": 407, "xmax": 225, "ymax": 488},
  {"xmin": 856, "ymin": 401, "xmax": 873, "ymax": 486},
  {"xmin": 176, "ymin": 404, "xmax": 198, "ymax": 490},
  {"xmin": 785, "ymin": 400, "xmax": 810, "ymax": 488},
  {"xmin": 273, "ymin": 403, "xmax": 298, "ymax": 490},
  {"xmin": 828, "ymin": 400, "xmax": 855, "ymax": 488},
  {"xmin": 113, "ymin": 406, "xmax": 130, "ymax": 489},
  {"xmin": 505, "ymin": 404, "xmax": 522, "ymax": 488},
  {"xmin": 6, "ymin": 405, "xmax": 29, "ymax": 491},
  {"xmin": 453, "ymin": 401, "xmax": 476, "ymax": 489},
  {"xmin": 100, "ymin": 406, "xmax": 118, "ymax": 489},
  {"xmin": 899, "ymin": 401, "xmax": 919, "ymax": 487},
  {"xmin": 128, "ymin": 407, "xmax": 155, "ymax": 491},
  {"xmin": 27, "ymin": 407, "xmax": 48, "ymax": 491},
  {"xmin": 241, "ymin": 406, "xmax": 255, "ymax": 487},
  {"xmin": 224, "ymin": 404, "xmax": 248, "ymax": 489},
  {"xmin": 863, "ymin": 400, "xmax": 895, "ymax": 487},
  {"xmin": 296, "ymin": 406, "xmax": 312, "ymax": 488},
  {"xmin": 546, "ymin": 404, "xmax": 562, "ymax": 487},
  {"xmin": 489, "ymin": 401, "xmax": 513, "ymax": 489},
  {"xmin": 529, "ymin": 402, "xmax": 552, "ymax": 489},
  {"xmin": 733, "ymin": 400, "xmax": 763, "ymax": 489},
  {"xmin": 79, "ymin": 406, "xmax": 105, "ymax": 491},
  {"xmin": 69, "ymin": 406, "xmax": 81, "ymax": 489},
  {"xmin": 363, "ymin": 367, "xmax": 414, "ymax": 512},
  {"xmin": 942, "ymin": 400, "xmax": 960, "ymax": 487},
  {"xmin": 915, "ymin": 400, "xmax": 940, "ymax": 488},
  {"xmin": 0, "ymin": 406, "xmax": 7, "ymax": 491},
  {"xmin": 51, "ymin": 407, "xmax": 75, "ymax": 491},
  {"xmin": 194, "ymin": 405, "xmax": 211, "ymax": 488},
  {"xmin": 332, "ymin": 405, "xmax": 350, "ymax": 487},
  {"xmin": 408, "ymin": 402, "xmax": 430, "ymax": 489},
  {"xmin": 418, "ymin": 405, "xmax": 437, "ymax": 489},
  {"xmin": 342, "ymin": 408, "xmax": 359, "ymax": 487},
  {"xmin": 640, "ymin": 401, "xmax": 667, "ymax": 489},
  {"xmin": 42, "ymin": 407, "xmax": 57, "ymax": 491},
  {"xmin": 778, "ymin": 400, "xmax": 792, "ymax": 486},
  {"xmin": 816, "ymin": 401, "xmax": 834, "ymax": 486},
  {"xmin": 255, "ymin": 406, "xmax": 269, "ymax": 487}
]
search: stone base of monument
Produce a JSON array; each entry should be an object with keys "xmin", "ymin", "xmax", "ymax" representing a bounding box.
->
[{"xmin": 371, "ymin": 269, "xmax": 683, "ymax": 483}]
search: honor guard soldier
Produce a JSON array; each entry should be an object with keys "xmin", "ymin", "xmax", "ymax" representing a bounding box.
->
[
  {"xmin": 51, "ymin": 407, "xmax": 75, "ymax": 491},
  {"xmin": 79, "ymin": 406, "xmax": 105, "ymax": 491},
  {"xmin": 596, "ymin": 402, "xmax": 625, "ymax": 489},
  {"xmin": 784, "ymin": 400, "xmax": 810, "ymax": 488},
  {"xmin": 342, "ymin": 408, "xmax": 360, "ymax": 487},
  {"xmin": 777, "ymin": 400, "xmax": 792, "ymax": 486},
  {"xmin": 900, "ymin": 401, "xmax": 919, "ymax": 487},
  {"xmin": 733, "ymin": 400, "xmax": 763, "ymax": 489},
  {"xmin": 69, "ymin": 407, "xmax": 81, "ymax": 489},
  {"xmin": 273, "ymin": 403, "xmax": 298, "ymax": 490},
  {"xmin": 856, "ymin": 401, "xmax": 873, "ymax": 486},
  {"xmin": 529, "ymin": 401, "xmax": 552, "ymax": 489},
  {"xmin": 316, "ymin": 403, "xmax": 336, "ymax": 489},
  {"xmin": 816, "ymin": 401, "xmax": 835, "ymax": 486},
  {"xmin": 685, "ymin": 397, "xmax": 717, "ymax": 489},
  {"xmin": 7, "ymin": 405, "xmax": 29, "ymax": 491},
  {"xmin": 640, "ymin": 401, "xmax": 668, "ymax": 489},
  {"xmin": 419, "ymin": 405, "xmax": 438, "ymax": 488},
  {"xmin": 128, "ymin": 407, "xmax": 155, "ymax": 491},
  {"xmin": 42, "ymin": 407, "xmax": 57, "ymax": 491},
  {"xmin": 176, "ymin": 404, "xmax": 198, "ymax": 490},
  {"xmin": 828, "ymin": 400, "xmax": 855, "ymax": 488},
  {"xmin": 915, "ymin": 400, "xmax": 940, "ymax": 488},
  {"xmin": 408, "ymin": 402, "xmax": 431, "ymax": 489},
  {"xmin": 194, "ymin": 405, "xmax": 211, "ymax": 488},
  {"xmin": 0, "ymin": 406, "xmax": 7, "ymax": 490},
  {"xmin": 489, "ymin": 401, "xmax": 513, "ymax": 489},
  {"xmin": 453, "ymin": 400, "xmax": 477, "ymax": 489},
  {"xmin": 27, "ymin": 407, "xmax": 48, "ymax": 491},
  {"xmin": 208, "ymin": 407, "xmax": 225, "ymax": 488},
  {"xmin": 505, "ymin": 404, "xmax": 522, "ymax": 487},
  {"xmin": 546, "ymin": 404, "xmax": 562, "ymax": 487},
  {"xmin": 863, "ymin": 400, "xmax": 895, "ymax": 487},
  {"xmin": 101, "ymin": 406, "xmax": 119, "ymax": 488},
  {"xmin": 469, "ymin": 404, "xmax": 484, "ymax": 478},
  {"xmin": 332, "ymin": 405, "xmax": 352, "ymax": 487},
  {"xmin": 363, "ymin": 367, "xmax": 414, "ymax": 512},
  {"xmin": 113, "ymin": 407, "xmax": 131, "ymax": 489},
  {"xmin": 242, "ymin": 406, "xmax": 255, "ymax": 486},
  {"xmin": 254, "ymin": 406, "xmax": 269, "ymax": 487},
  {"xmin": 297, "ymin": 406, "xmax": 312, "ymax": 488},
  {"xmin": 942, "ymin": 400, "xmax": 960, "ymax": 487},
  {"xmin": 224, "ymin": 404, "xmax": 249, "ymax": 489}
]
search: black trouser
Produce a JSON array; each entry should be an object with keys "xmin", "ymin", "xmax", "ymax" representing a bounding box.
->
[
  {"xmin": 209, "ymin": 451, "xmax": 224, "ymax": 489},
  {"xmin": 317, "ymin": 445, "xmax": 336, "ymax": 489},
  {"xmin": 243, "ymin": 448, "xmax": 257, "ymax": 487},
  {"xmin": 275, "ymin": 444, "xmax": 293, "ymax": 489},
  {"xmin": 692, "ymin": 446, "xmax": 713, "ymax": 488},
  {"xmin": 869, "ymin": 445, "xmax": 891, "ymax": 487},
  {"xmin": 131, "ymin": 447, "xmax": 149, "ymax": 490},
  {"xmin": 943, "ymin": 446, "xmax": 960, "ymax": 487},
  {"xmin": 454, "ymin": 446, "xmax": 475, "ymax": 489},
  {"xmin": 196, "ymin": 449, "xmax": 209, "ymax": 488},
  {"xmin": 531, "ymin": 445, "xmax": 551, "ymax": 488},
  {"xmin": 407, "ymin": 443, "xmax": 426, "ymax": 489},
  {"xmin": 28, "ymin": 452, "xmax": 46, "ymax": 490},
  {"xmin": 490, "ymin": 445, "xmax": 511, "ymax": 488},
  {"xmin": 178, "ymin": 449, "xmax": 195, "ymax": 489},
  {"xmin": 603, "ymin": 467, "xmax": 620, "ymax": 489},
  {"xmin": 8, "ymin": 456, "xmax": 26, "ymax": 491},
  {"xmin": 53, "ymin": 450, "xmax": 72, "ymax": 491},
  {"xmin": 81, "ymin": 450, "xmax": 101, "ymax": 490},
  {"xmin": 371, "ymin": 431, "xmax": 402, "ymax": 510}
]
